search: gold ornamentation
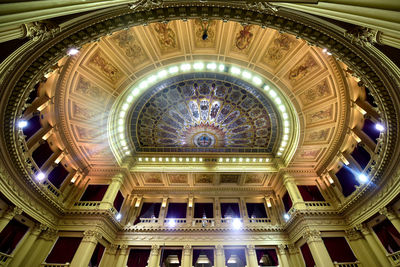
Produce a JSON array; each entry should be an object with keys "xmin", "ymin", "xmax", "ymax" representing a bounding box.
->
[{"xmin": 88, "ymin": 51, "xmax": 122, "ymax": 84}]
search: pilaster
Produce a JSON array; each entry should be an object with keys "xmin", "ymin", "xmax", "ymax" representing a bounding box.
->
[
  {"xmin": 115, "ymin": 244, "xmax": 129, "ymax": 267},
  {"xmin": 380, "ymin": 207, "xmax": 400, "ymax": 234},
  {"xmin": 182, "ymin": 244, "xmax": 192, "ymax": 267},
  {"xmin": 26, "ymin": 227, "xmax": 58, "ymax": 266},
  {"xmin": 10, "ymin": 223, "xmax": 43, "ymax": 267},
  {"xmin": 0, "ymin": 206, "xmax": 22, "ymax": 232},
  {"xmin": 247, "ymin": 245, "xmax": 258, "ymax": 267},
  {"xmin": 287, "ymin": 244, "xmax": 305, "ymax": 267},
  {"xmin": 277, "ymin": 244, "xmax": 290, "ymax": 267},
  {"xmin": 345, "ymin": 228, "xmax": 381, "ymax": 267},
  {"xmin": 215, "ymin": 245, "xmax": 225, "ymax": 267},
  {"xmin": 148, "ymin": 244, "xmax": 160, "ymax": 267},
  {"xmin": 70, "ymin": 229, "xmax": 102, "ymax": 267},
  {"xmin": 357, "ymin": 224, "xmax": 391, "ymax": 266},
  {"xmin": 302, "ymin": 228, "xmax": 334, "ymax": 267}
]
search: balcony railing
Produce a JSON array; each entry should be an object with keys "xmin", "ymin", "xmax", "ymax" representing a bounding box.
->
[
  {"xmin": 164, "ymin": 218, "xmax": 187, "ymax": 226},
  {"xmin": 192, "ymin": 218, "xmax": 215, "ymax": 227},
  {"xmin": 388, "ymin": 250, "xmax": 400, "ymax": 265},
  {"xmin": 41, "ymin": 263, "xmax": 70, "ymax": 267},
  {"xmin": 0, "ymin": 252, "xmax": 12, "ymax": 266},
  {"xmin": 333, "ymin": 261, "xmax": 360, "ymax": 267},
  {"xmin": 305, "ymin": 201, "xmax": 331, "ymax": 208},
  {"xmin": 140, "ymin": 218, "xmax": 159, "ymax": 224},
  {"xmin": 247, "ymin": 218, "xmax": 272, "ymax": 223},
  {"xmin": 73, "ymin": 201, "xmax": 100, "ymax": 208}
]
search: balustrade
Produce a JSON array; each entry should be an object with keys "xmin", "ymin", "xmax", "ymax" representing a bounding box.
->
[
  {"xmin": 41, "ymin": 263, "xmax": 70, "ymax": 267},
  {"xmin": 73, "ymin": 201, "xmax": 101, "ymax": 208},
  {"xmin": 0, "ymin": 252, "xmax": 12, "ymax": 266},
  {"xmin": 247, "ymin": 217, "xmax": 271, "ymax": 223},
  {"xmin": 333, "ymin": 261, "xmax": 361, "ymax": 267},
  {"xmin": 387, "ymin": 250, "xmax": 400, "ymax": 265},
  {"xmin": 305, "ymin": 201, "xmax": 331, "ymax": 208}
]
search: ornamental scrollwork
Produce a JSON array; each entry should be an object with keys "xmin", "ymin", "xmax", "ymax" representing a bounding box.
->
[
  {"xmin": 344, "ymin": 26, "xmax": 381, "ymax": 47},
  {"xmin": 23, "ymin": 21, "xmax": 60, "ymax": 41}
]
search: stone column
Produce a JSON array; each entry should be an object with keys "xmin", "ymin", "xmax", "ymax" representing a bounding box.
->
[
  {"xmin": 0, "ymin": 206, "xmax": 22, "ymax": 233},
  {"xmin": 283, "ymin": 176, "xmax": 305, "ymax": 210},
  {"xmin": 9, "ymin": 224, "xmax": 43, "ymax": 267},
  {"xmin": 182, "ymin": 244, "xmax": 192, "ymax": 267},
  {"xmin": 100, "ymin": 174, "xmax": 124, "ymax": 210},
  {"xmin": 277, "ymin": 245, "xmax": 290, "ymax": 267},
  {"xmin": 148, "ymin": 245, "xmax": 160, "ymax": 267},
  {"xmin": 380, "ymin": 207, "xmax": 400, "ymax": 234},
  {"xmin": 345, "ymin": 228, "xmax": 381, "ymax": 267},
  {"xmin": 247, "ymin": 245, "xmax": 258, "ymax": 267},
  {"xmin": 25, "ymin": 227, "xmax": 58, "ymax": 266},
  {"xmin": 357, "ymin": 224, "xmax": 391, "ymax": 266},
  {"xmin": 115, "ymin": 244, "xmax": 129, "ymax": 267},
  {"xmin": 287, "ymin": 244, "xmax": 305, "ymax": 267},
  {"xmin": 302, "ymin": 229, "xmax": 334, "ymax": 267},
  {"xmin": 99, "ymin": 244, "xmax": 118, "ymax": 267},
  {"xmin": 70, "ymin": 230, "xmax": 102, "ymax": 267},
  {"xmin": 215, "ymin": 245, "xmax": 225, "ymax": 267}
]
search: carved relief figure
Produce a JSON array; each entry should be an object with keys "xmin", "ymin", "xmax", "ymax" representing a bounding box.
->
[
  {"xmin": 88, "ymin": 51, "xmax": 122, "ymax": 83},
  {"xmin": 263, "ymin": 33, "xmax": 296, "ymax": 67},
  {"xmin": 235, "ymin": 25, "xmax": 254, "ymax": 51},
  {"xmin": 144, "ymin": 173, "xmax": 163, "ymax": 183},
  {"xmin": 75, "ymin": 126, "xmax": 99, "ymax": 140},
  {"xmin": 245, "ymin": 174, "xmax": 263, "ymax": 184},
  {"xmin": 152, "ymin": 22, "xmax": 178, "ymax": 51},
  {"xmin": 308, "ymin": 106, "xmax": 333, "ymax": 124},
  {"xmin": 194, "ymin": 19, "xmax": 217, "ymax": 48},
  {"xmin": 288, "ymin": 54, "xmax": 318, "ymax": 84},
  {"xmin": 169, "ymin": 174, "xmax": 187, "ymax": 184},
  {"xmin": 195, "ymin": 174, "xmax": 213, "ymax": 184},
  {"xmin": 75, "ymin": 76, "xmax": 108, "ymax": 102},
  {"xmin": 306, "ymin": 129, "xmax": 330, "ymax": 142},
  {"xmin": 299, "ymin": 149, "xmax": 320, "ymax": 159},
  {"xmin": 112, "ymin": 29, "xmax": 148, "ymax": 64},
  {"xmin": 300, "ymin": 79, "xmax": 331, "ymax": 105},
  {"xmin": 72, "ymin": 103, "xmax": 98, "ymax": 120},
  {"xmin": 220, "ymin": 174, "xmax": 240, "ymax": 183}
]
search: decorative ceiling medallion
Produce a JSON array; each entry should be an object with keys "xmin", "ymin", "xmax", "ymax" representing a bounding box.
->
[{"xmin": 133, "ymin": 76, "xmax": 275, "ymax": 152}]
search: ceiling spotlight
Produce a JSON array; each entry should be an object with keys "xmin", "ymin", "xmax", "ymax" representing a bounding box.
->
[
  {"xmin": 67, "ymin": 48, "xmax": 79, "ymax": 56},
  {"xmin": 284, "ymin": 213, "xmax": 290, "ymax": 221},
  {"xmin": 168, "ymin": 219, "xmax": 176, "ymax": 227},
  {"xmin": 232, "ymin": 218, "xmax": 242, "ymax": 229},
  {"xmin": 18, "ymin": 120, "xmax": 27, "ymax": 128},
  {"xmin": 358, "ymin": 174, "xmax": 368, "ymax": 183},
  {"xmin": 36, "ymin": 172, "xmax": 45, "ymax": 181},
  {"xmin": 116, "ymin": 213, "xmax": 122, "ymax": 221},
  {"xmin": 375, "ymin": 123, "xmax": 385, "ymax": 132}
]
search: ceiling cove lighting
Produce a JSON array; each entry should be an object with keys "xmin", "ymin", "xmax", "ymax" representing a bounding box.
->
[
  {"xmin": 284, "ymin": 213, "xmax": 290, "ymax": 221},
  {"xmin": 358, "ymin": 174, "xmax": 368, "ymax": 184},
  {"xmin": 232, "ymin": 218, "xmax": 242, "ymax": 229},
  {"xmin": 116, "ymin": 213, "xmax": 122, "ymax": 221},
  {"xmin": 36, "ymin": 172, "xmax": 45, "ymax": 181},
  {"xmin": 18, "ymin": 120, "xmax": 28, "ymax": 128},
  {"xmin": 375, "ymin": 123, "xmax": 385, "ymax": 132},
  {"xmin": 114, "ymin": 61, "xmax": 292, "ymax": 159}
]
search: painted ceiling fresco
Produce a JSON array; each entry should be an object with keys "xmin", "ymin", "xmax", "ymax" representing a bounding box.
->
[
  {"xmin": 130, "ymin": 74, "xmax": 278, "ymax": 153},
  {"xmin": 55, "ymin": 19, "xmax": 348, "ymax": 185}
]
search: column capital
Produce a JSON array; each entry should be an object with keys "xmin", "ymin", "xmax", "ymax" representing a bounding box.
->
[
  {"xmin": 277, "ymin": 244, "xmax": 287, "ymax": 255},
  {"xmin": 30, "ymin": 223, "xmax": 44, "ymax": 236},
  {"xmin": 379, "ymin": 206, "xmax": 398, "ymax": 220},
  {"xmin": 345, "ymin": 228, "xmax": 362, "ymax": 241},
  {"xmin": 3, "ymin": 205, "xmax": 23, "ymax": 220},
  {"xmin": 303, "ymin": 228, "xmax": 322, "ymax": 243},
  {"xmin": 106, "ymin": 244, "xmax": 119, "ymax": 254},
  {"xmin": 356, "ymin": 223, "xmax": 371, "ymax": 236},
  {"xmin": 119, "ymin": 244, "xmax": 129, "ymax": 255},
  {"xmin": 183, "ymin": 244, "xmax": 192, "ymax": 256},
  {"xmin": 83, "ymin": 229, "xmax": 102, "ymax": 243},
  {"xmin": 41, "ymin": 227, "xmax": 58, "ymax": 241},
  {"xmin": 287, "ymin": 244, "xmax": 299, "ymax": 255},
  {"xmin": 247, "ymin": 245, "xmax": 256, "ymax": 255},
  {"xmin": 151, "ymin": 244, "xmax": 160, "ymax": 256},
  {"xmin": 216, "ymin": 245, "xmax": 224, "ymax": 256},
  {"xmin": 111, "ymin": 173, "xmax": 125, "ymax": 184}
]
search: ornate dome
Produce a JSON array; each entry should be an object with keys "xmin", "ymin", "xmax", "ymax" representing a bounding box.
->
[{"xmin": 131, "ymin": 73, "xmax": 279, "ymax": 153}]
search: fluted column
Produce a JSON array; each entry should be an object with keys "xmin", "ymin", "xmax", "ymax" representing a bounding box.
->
[
  {"xmin": 115, "ymin": 244, "xmax": 129, "ymax": 267},
  {"xmin": 247, "ymin": 245, "xmax": 258, "ymax": 267},
  {"xmin": 277, "ymin": 245, "xmax": 290, "ymax": 267},
  {"xmin": 283, "ymin": 176, "xmax": 305, "ymax": 210},
  {"xmin": 303, "ymin": 229, "xmax": 334, "ymax": 267},
  {"xmin": 100, "ymin": 174, "xmax": 124, "ymax": 210},
  {"xmin": 287, "ymin": 244, "xmax": 305, "ymax": 267},
  {"xmin": 215, "ymin": 245, "xmax": 225, "ymax": 267},
  {"xmin": 0, "ymin": 206, "xmax": 22, "ymax": 233},
  {"xmin": 345, "ymin": 228, "xmax": 381, "ymax": 266},
  {"xmin": 10, "ymin": 223, "xmax": 43, "ymax": 267},
  {"xmin": 25, "ymin": 227, "xmax": 58, "ymax": 266},
  {"xmin": 148, "ymin": 245, "xmax": 160, "ymax": 267},
  {"xmin": 70, "ymin": 230, "xmax": 102, "ymax": 267},
  {"xmin": 357, "ymin": 224, "xmax": 391, "ymax": 266},
  {"xmin": 99, "ymin": 244, "xmax": 118, "ymax": 267},
  {"xmin": 380, "ymin": 207, "xmax": 400, "ymax": 234},
  {"xmin": 182, "ymin": 244, "xmax": 192, "ymax": 267}
]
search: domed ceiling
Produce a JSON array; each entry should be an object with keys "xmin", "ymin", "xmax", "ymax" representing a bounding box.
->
[
  {"xmin": 131, "ymin": 73, "xmax": 279, "ymax": 153},
  {"xmin": 51, "ymin": 19, "xmax": 350, "ymax": 187}
]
